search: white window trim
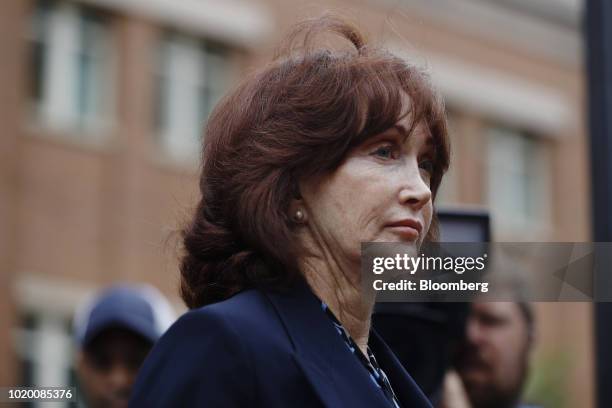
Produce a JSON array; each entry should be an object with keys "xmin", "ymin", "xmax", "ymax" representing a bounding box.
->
[
  {"xmin": 157, "ymin": 35, "xmax": 206, "ymax": 162},
  {"xmin": 486, "ymin": 128, "xmax": 554, "ymax": 240},
  {"xmin": 80, "ymin": 0, "xmax": 272, "ymax": 48},
  {"xmin": 12, "ymin": 273, "xmax": 185, "ymax": 326},
  {"xmin": 380, "ymin": 0, "xmax": 581, "ymax": 67},
  {"xmin": 155, "ymin": 34, "xmax": 235, "ymax": 164},
  {"xmin": 27, "ymin": 1, "xmax": 117, "ymax": 140},
  {"xmin": 388, "ymin": 47, "xmax": 575, "ymax": 136}
]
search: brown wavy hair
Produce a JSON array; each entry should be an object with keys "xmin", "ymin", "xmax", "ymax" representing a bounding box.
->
[{"xmin": 180, "ymin": 16, "xmax": 450, "ymax": 309}]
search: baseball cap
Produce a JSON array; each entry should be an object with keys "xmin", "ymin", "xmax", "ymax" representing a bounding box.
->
[{"xmin": 73, "ymin": 284, "xmax": 175, "ymax": 347}]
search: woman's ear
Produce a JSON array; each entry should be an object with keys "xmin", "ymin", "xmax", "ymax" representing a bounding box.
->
[
  {"xmin": 288, "ymin": 199, "xmax": 307, "ymax": 224},
  {"xmin": 288, "ymin": 180, "xmax": 307, "ymax": 223}
]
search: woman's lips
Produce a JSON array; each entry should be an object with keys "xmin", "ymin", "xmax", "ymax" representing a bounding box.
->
[{"xmin": 385, "ymin": 219, "xmax": 422, "ymax": 241}]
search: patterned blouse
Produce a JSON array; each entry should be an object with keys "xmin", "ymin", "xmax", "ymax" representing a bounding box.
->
[{"xmin": 321, "ymin": 302, "xmax": 402, "ymax": 408}]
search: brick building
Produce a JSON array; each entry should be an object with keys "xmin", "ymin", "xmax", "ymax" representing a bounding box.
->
[{"xmin": 0, "ymin": 0, "xmax": 592, "ymax": 406}]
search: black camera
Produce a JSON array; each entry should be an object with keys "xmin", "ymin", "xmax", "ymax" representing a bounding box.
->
[{"xmin": 372, "ymin": 209, "xmax": 489, "ymax": 403}]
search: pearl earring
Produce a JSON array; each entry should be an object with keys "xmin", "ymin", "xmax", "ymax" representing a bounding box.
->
[{"xmin": 294, "ymin": 209, "xmax": 304, "ymax": 222}]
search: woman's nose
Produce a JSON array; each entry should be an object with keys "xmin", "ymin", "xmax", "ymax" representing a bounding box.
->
[{"xmin": 398, "ymin": 164, "xmax": 432, "ymax": 209}]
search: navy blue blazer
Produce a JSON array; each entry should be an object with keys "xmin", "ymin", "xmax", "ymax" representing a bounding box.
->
[{"xmin": 130, "ymin": 282, "xmax": 432, "ymax": 407}]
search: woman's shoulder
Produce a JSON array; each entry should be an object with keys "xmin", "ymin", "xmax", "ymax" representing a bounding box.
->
[
  {"xmin": 130, "ymin": 290, "xmax": 267, "ymax": 406},
  {"xmin": 199, "ymin": 287, "xmax": 272, "ymax": 318},
  {"xmin": 180, "ymin": 288, "xmax": 271, "ymax": 324},
  {"xmin": 161, "ymin": 288, "xmax": 281, "ymax": 348}
]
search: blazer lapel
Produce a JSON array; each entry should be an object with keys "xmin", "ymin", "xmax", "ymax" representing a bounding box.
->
[
  {"xmin": 370, "ymin": 329, "xmax": 433, "ymax": 408},
  {"xmin": 264, "ymin": 281, "xmax": 394, "ymax": 408}
]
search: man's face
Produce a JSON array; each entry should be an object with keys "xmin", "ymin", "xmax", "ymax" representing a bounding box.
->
[
  {"xmin": 454, "ymin": 302, "xmax": 531, "ymax": 408},
  {"xmin": 76, "ymin": 328, "xmax": 152, "ymax": 408}
]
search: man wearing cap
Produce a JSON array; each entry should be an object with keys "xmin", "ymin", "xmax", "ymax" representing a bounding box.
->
[{"xmin": 73, "ymin": 285, "xmax": 175, "ymax": 408}]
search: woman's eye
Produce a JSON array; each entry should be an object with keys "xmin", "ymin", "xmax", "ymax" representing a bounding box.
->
[
  {"xmin": 372, "ymin": 145, "xmax": 396, "ymax": 159},
  {"xmin": 419, "ymin": 159, "xmax": 434, "ymax": 174}
]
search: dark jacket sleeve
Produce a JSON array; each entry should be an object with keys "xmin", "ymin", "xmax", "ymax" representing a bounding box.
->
[{"xmin": 129, "ymin": 308, "xmax": 255, "ymax": 407}]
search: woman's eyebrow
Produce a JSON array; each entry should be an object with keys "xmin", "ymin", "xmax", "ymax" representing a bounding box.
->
[{"xmin": 392, "ymin": 124, "xmax": 435, "ymax": 146}]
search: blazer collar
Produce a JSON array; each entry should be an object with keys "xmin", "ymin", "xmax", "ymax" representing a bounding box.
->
[{"xmin": 263, "ymin": 280, "xmax": 432, "ymax": 408}]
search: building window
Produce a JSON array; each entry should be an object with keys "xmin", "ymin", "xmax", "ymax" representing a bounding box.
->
[
  {"xmin": 155, "ymin": 33, "xmax": 233, "ymax": 161},
  {"xmin": 486, "ymin": 127, "xmax": 552, "ymax": 237},
  {"xmin": 15, "ymin": 312, "xmax": 74, "ymax": 408},
  {"xmin": 28, "ymin": 0, "xmax": 114, "ymax": 135}
]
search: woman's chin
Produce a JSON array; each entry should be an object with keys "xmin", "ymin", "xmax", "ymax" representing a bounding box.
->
[
  {"xmin": 377, "ymin": 230, "xmax": 421, "ymax": 246},
  {"xmin": 370, "ymin": 234, "xmax": 421, "ymax": 257}
]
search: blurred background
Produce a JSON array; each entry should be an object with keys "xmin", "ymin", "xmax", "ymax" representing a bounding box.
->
[{"xmin": 0, "ymin": 0, "xmax": 595, "ymax": 407}]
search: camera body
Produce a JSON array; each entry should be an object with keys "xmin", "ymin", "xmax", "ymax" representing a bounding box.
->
[{"xmin": 372, "ymin": 209, "xmax": 489, "ymax": 402}]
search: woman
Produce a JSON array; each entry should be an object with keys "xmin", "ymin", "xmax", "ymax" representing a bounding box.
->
[{"xmin": 130, "ymin": 16, "xmax": 449, "ymax": 408}]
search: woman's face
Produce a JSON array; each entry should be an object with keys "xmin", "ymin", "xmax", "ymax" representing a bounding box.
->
[{"xmin": 299, "ymin": 111, "xmax": 435, "ymax": 267}]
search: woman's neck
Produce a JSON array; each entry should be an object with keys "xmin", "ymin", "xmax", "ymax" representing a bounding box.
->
[{"xmin": 300, "ymin": 256, "xmax": 374, "ymax": 356}]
